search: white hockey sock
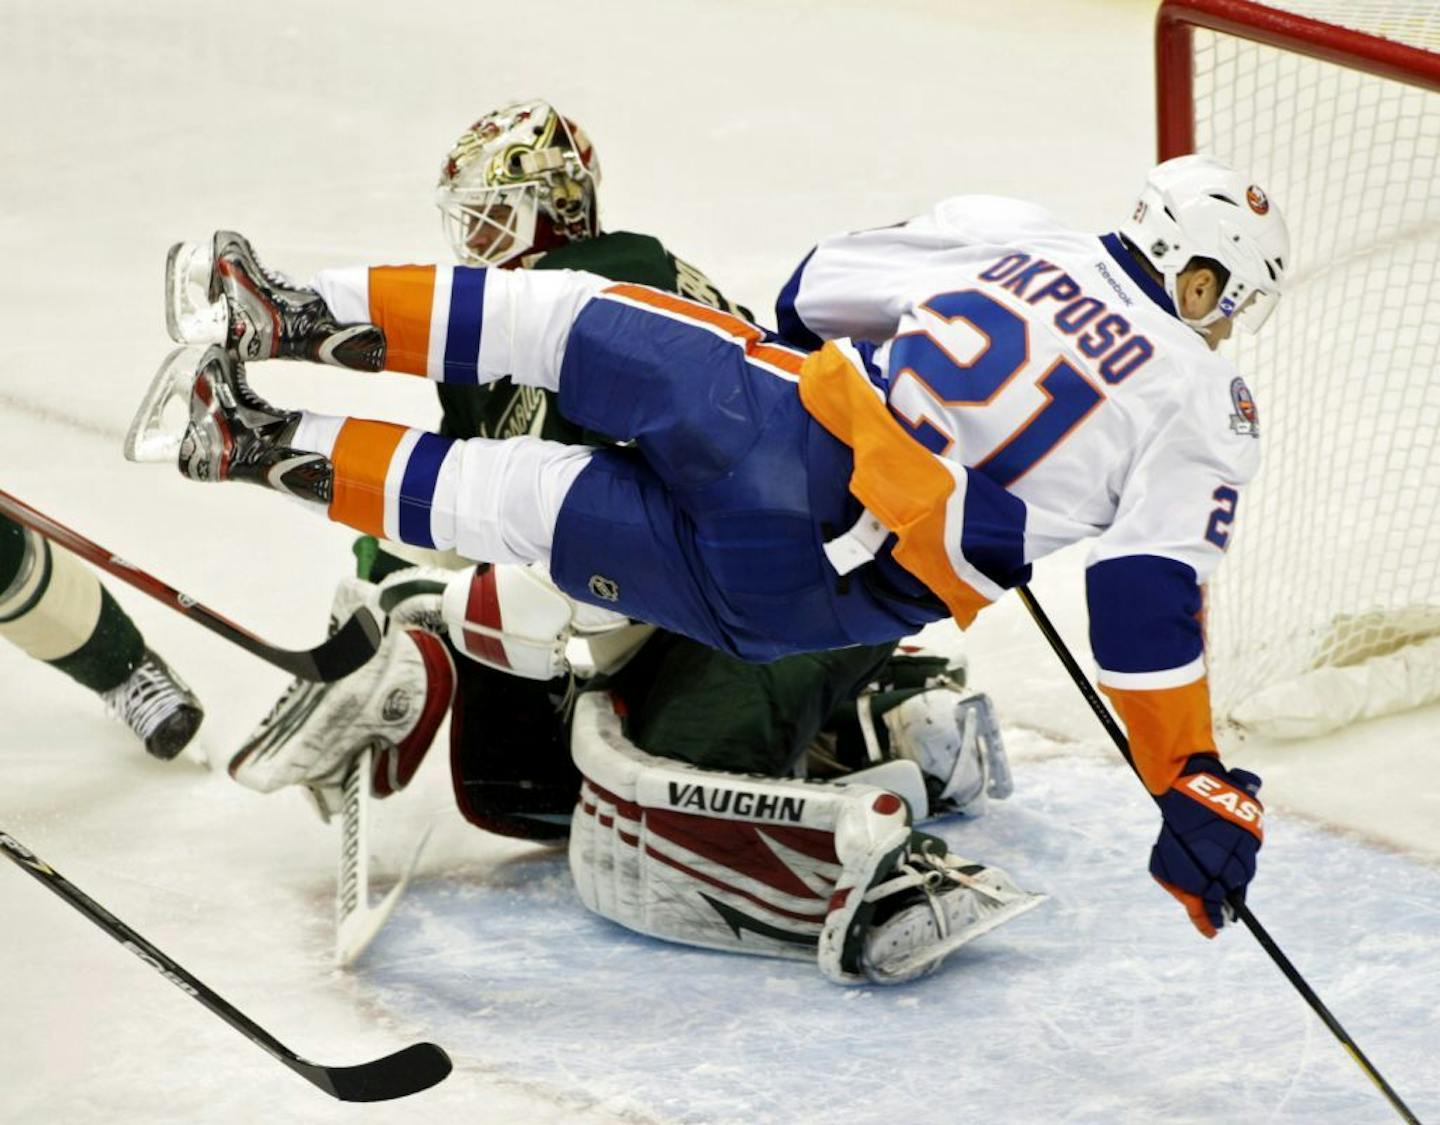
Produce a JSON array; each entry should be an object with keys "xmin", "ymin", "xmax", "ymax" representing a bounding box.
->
[
  {"xmin": 291, "ymin": 410, "xmax": 345, "ymax": 459},
  {"xmin": 452, "ymin": 435, "xmax": 592, "ymax": 565}
]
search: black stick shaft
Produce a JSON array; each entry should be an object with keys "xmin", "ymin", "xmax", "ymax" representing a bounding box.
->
[
  {"xmin": 1015, "ymin": 584, "xmax": 1419, "ymax": 1125},
  {"xmin": 0, "ymin": 830, "xmax": 450, "ymax": 1102},
  {"xmin": 0, "ymin": 488, "xmax": 380, "ymax": 681}
]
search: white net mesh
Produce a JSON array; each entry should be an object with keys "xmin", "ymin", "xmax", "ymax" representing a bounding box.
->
[{"xmin": 1182, "ymin": 1, "xmax": 1440, "ymax": 732}]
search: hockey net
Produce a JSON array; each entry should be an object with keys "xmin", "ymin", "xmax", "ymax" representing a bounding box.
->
[{"xmin": 1157, "ymin": 1, "xmax": 1440, "ymax": 737}]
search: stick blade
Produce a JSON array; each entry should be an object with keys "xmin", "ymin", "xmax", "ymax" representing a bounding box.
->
[
  {"xmin": 294, "ymin": 1041, "xmax": 453, "ymax": 1103},
  {"xmin": 296, "ymin": 606, "xmax": 385, "ymax": 682}
]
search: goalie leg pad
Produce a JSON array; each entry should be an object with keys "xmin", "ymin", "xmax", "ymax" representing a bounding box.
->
[
  {"xmin": 571, "ymin": 692, "xmax": 894, "ymax": 963},
  {"xmin": 569, "ymin": 693, "xmax": 1043, "ymax": 982}
]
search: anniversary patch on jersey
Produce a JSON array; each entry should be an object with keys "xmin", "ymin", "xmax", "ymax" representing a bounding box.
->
[{"xmin": 1229, "ymin": 377, "xmax": 1258, "ymax": 437}]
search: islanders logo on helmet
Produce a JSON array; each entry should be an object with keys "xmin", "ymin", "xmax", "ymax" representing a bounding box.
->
[
  {"xmin": 1246, "ymin": 185, "xmax": 1270, "ymax": 215},
  {"xmin": 1229, "ymin": 377, "xmax": 1259, "ymax": 437}
]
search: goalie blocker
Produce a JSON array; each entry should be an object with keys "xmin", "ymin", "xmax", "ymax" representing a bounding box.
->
[{"xmin": 569, "ymin": 692, "xmax": 1044, "ymax": 985}]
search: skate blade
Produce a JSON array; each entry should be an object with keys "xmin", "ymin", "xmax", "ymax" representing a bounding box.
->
[
  {"xmin": 124, "ymin": 345, "xmax": 205, "ymax": 463},
  {"xmin": 165, "ymin": 240, "xmax": 226, "ymax": 345}
]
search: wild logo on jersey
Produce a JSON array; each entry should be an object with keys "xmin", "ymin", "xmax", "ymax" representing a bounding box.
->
[
  {"xmin": 1229, "ymin": 377, "xmax": 1258, "ymax": 437},
  {"xmin": 484, "ymin": 384, "xmax": 549, "ymax": 439}
]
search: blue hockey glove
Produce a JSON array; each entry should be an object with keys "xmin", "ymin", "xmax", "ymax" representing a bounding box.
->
[{"xmin": 1149, "ymin": 755, "xmax": 1264, "ymax": 938}]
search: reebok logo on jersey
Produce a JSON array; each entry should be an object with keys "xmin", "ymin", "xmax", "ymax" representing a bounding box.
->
[{"xmin": 1181, "ymin": 773, "xmax": 1264, "ymax": 836}]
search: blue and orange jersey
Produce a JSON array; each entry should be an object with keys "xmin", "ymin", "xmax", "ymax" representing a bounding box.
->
[
  {"xmin": 310, "ymin": 201, "xmax": 1260, "ymax": 792},
  {"xmin": 782, "ymin": 196, "xmax": 1261, "ymax": 792}
]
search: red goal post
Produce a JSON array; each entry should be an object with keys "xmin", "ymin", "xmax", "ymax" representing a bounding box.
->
[
  {"xmin": 1157, "ymin": 0, "xmax": 1440, "ymax": 159},
  {"xmin": 1153, "ymin": 1, "xmax": 1440, "ymax": 738}
]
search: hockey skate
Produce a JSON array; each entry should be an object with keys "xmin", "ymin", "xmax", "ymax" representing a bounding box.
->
[
  {"xmin": 819, "ymin": 792, "xmax": 1044, "ymax": 985},
  {"xmin": 125, "ymin": 344, "xmax": 332, "ymax": 506},
  {"xmin": 101, "ymin": 648, "xmax": 204, "ymax": 760},
  {"xmin": 858, "ymin": 836, "xmax": 1044, "ymax": 984},
  {"xmin": 164, "ymin": 230, "xmax": 385, "ymax": 370}
]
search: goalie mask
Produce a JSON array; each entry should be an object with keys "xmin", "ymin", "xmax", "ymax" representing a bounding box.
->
[
  {"xmin": 1120, "ymin": 153, "xmax": 1289, "ymax": 334},
  {"xmin": 436, "ymin": 99, "xmax": 601, "ymax": 268}
]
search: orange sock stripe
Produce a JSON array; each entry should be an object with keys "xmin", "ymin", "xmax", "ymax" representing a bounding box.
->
[
  {"xmin": 329, "ymin": 418, "xmax": 407, "ymax": 536},
  {"xmin": 604, "ymin": 283, "xmax": 805, "ymax": 375},
  {"xmin": 368, "ymin": 265, "xmax": 435, "ymax": 376}
]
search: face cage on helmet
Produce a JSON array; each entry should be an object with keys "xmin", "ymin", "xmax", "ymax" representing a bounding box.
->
[{"xmin": 437, "ymin": 183, "xmax": 543, "ymax": 268}]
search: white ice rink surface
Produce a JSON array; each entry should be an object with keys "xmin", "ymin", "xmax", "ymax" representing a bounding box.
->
[{"xmin": 2, "ymin": 1, "xmax": 1437, "ymax": 1122}]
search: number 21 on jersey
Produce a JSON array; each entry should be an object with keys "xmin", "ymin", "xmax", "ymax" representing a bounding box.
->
[{"xmin": 886, "ymin": 289, "xmax": 1108, "ymax": 487}]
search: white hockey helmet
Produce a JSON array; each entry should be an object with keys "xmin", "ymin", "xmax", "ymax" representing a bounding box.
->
[
  {"xmin": 436, "ymin": 99, "xmax": 601, "ymax": 267},
  {"xmin": 1120, "ymin": 153, "xmax": 1289, "ymax": 334}
]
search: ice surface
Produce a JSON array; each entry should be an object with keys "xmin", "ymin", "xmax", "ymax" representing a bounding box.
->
[
  {"xmin": 365, "ymin": 752, "xmax": 1440, "ymax": 1125},
  {"xmin": 2, "ymin": 0, "xmax": 1437, "ymax": 1121}
]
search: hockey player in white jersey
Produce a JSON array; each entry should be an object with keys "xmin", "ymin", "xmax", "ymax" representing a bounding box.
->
[
  {"xmin": 161, "ymin": 103, "xmax": 1034, "ymax": 986},
  {"xmin": 130, "ymin": 153, "xmax": 1284, "ymax": 941}
]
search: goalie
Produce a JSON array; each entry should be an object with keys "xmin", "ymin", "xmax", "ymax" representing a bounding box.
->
[
  {"xmin": 230, "ymin": 552, "xmax": 1040, "ymax": 986},
  {"xmin": 218, "ymin": 101, "xmax": 1040, "ymax": 984}
]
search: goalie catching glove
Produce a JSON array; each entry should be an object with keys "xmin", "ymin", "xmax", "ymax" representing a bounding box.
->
[
  {"xmin": 1150, "ymin": 755, "xmax": 1264, "ymax": 938},
  {"xmin": 229, "ymin": 576, "xmax": 455, "ymax": 814},
  {"xmin": 229, "ymin": 558, "xmax": 631, "ymax": 812}
]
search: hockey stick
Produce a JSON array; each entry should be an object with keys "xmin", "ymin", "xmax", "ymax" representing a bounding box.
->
[
  {"xmin": 0, "ymin": 488, "xmax": 381, "ymax": 682},
  {"xmin": 335, "ymin": 746, "xmax": 434, "ymax": 967},
  {"xmin": 0, "ymin": 828, "xmax": 451, "ymax": 1102},
  {"xmin": 1015, "ymin": 584, "xmax": 1420, "ymax": 1124}
]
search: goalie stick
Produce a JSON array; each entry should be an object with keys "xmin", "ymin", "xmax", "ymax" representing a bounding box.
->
[
  {"xmin": 1016, "ymin": 584, "xmax": 1420, "ymax": 1125},
  {"xmin": 0, "ymin": 828, "xmax": 452, "ymax": 1102},
  {"xmin": 334, "ymin": 745, "xmax": 434, "ymax": 967},
  {"xmin": 0, "ymin": 488, "xmax": 382, "ymax": 682}
]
